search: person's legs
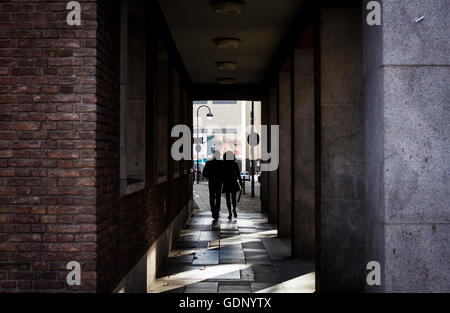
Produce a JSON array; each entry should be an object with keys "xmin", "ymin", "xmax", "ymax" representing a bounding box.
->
[
  {"xmin": 231, "ymin": 192, "xmax": 237, "ymax": 208},
  {"xmin": 225, "ymin": 192, "xmax": 232, "ymax": 219},
  {"xmin": 231, "ymin": 192, "xmax": 237, "ymax": 218},
  {"xmin": 213, "ymin": 185, "xmax": 221, "ymax": 218},
  {"xmin": 208, "ymin": 185, "xmax": 216, "ymax": 218}
]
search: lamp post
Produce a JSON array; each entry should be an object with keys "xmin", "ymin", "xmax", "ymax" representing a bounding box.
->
[
  {"xmin": 251, "ymin": 101, "xmax": 255, "ymax": 198},
  {"xmin": 196, "ymin": 105, "xmax": 213, "ymax": 184}
]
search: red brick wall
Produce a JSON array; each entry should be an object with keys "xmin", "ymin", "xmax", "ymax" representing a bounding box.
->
[
  {"xmin": 0, "ymin": 0, "xmax": 193, "ymax": 293},
  {"xmin": 0, "ymin": 0, "xmax": 99, "ymax": 292},
  {"xmin": 94, "ymin": 0, "xmax": 120, "ymax": 293},
  {"xmin": 95, "ymin": 1, "xmax": 193, "ymax": 292}
]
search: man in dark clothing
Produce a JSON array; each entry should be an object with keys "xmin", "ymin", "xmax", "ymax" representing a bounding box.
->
[{"xmin": 202, "ymin": 151, "xmax": 223, "ymax": 220}]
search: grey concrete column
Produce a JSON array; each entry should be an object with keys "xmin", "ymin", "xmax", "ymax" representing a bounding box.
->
[
  {"xmin": 268, "ymin": 79, "xmax": 279, "ymax": 224},
  {"xmin": 363, "ymin": 0, "xmax": 450, "ymax": 292},
  {"xmin": 319, "ymin": 8, "xmax": 365, "ymax": 292},
  {"xmin": 260, "ymin": 98, "xmax": 270, "ymax": 215},
  {"xmin": 293, "ymin": 48, "xmax": 315, "ymax": 259},
  {"xmin": 278, "ymin": 61, "xmax": 292, "ymax": 237}
]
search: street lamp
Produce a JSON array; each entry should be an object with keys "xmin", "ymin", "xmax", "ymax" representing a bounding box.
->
[{"xmin": 196, "ymin": 105, "xmax": 213, "ymax": 184}]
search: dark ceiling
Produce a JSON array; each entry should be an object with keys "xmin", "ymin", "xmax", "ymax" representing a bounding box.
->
[{"xmin": 158, "ymin": 0, "xmax": 304, "ymax": 85}]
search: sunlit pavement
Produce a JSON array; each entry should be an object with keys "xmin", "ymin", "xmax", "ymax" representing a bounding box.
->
[{"xmin": 148, "ymin": 188, "xmax": 315, "ymax": 293}]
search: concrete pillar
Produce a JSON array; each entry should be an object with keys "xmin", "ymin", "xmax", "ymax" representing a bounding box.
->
[
  {"xmin": 278, "ymin": 60, "xmax": 292, "ymax": 237},
  {"xmin": 293, "ymin": 46, "xmax": 315, "ymax": 259},
  {"xmin": 318, "ymin": 8, "xmax": 365, "ymax": 292},
  {"xmin": 260, "ymin": 98, "xmax": 270, "ymax": 214},
  {"xmin": 268, "ymin": 78, "xmax": 279, "ymax": 224},
  {"xmin": 363, "ymin": 0, "xmax": 450, "ymax": 292}
]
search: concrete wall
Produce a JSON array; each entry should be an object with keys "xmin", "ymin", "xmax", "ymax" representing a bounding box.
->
[
  {"xmin": 293, "ymin": 48, "xmax": 315, "ymax": 259},
  {"xmin": 319, "ymin": 8, "xmax": 365, "ymax": 292},
  {"xmin": 363, "ymin": 0, "xmax": 385, "ymax": 293},
  {"xmin": 278, "ymin": 62, "xmax": 291, "ymax": 237},
  {"xmin": 114, "ymin": 202, "xmax": 191, "ymax": 293},
  {"xmin": 363, "ymin": 0, "xmax": 450, "ymax": 292}
]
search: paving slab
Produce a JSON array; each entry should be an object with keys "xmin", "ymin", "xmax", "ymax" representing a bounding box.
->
[
  {"xmin": 251, "ymin": 283, "xmax": 286, "ymax": 293},
  {"xmin": 148, "ymin": 184, "xmax": 316, "ymax": 293},
  {"xmin": 185, "ymin": 282, "xmax": 219, "ymax": 293},
  {"xmin": 219, "ymin": 283, "xmax": 252, "ymax": 293}
]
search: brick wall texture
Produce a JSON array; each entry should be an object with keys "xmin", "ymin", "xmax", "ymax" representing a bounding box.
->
[{"xmin": 0, "ymin": 0, "xmax": 193, "ymax": 293}]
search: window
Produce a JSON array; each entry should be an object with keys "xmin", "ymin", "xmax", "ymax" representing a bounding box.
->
[
  {"xmin": 120, "ymin": 0, "xmax": 146, "ymax": 196},
  {"xmin": 212, "ymin": 128, "xmax": 238, "ymax": 134},
  {"xmin": 155, "ymin": 40, "xmax": 169, "ymax": 183},
  {"xmin": 171, "ymin": 68, "xmax": 181, "ymax": 177},
  {"xmin": 182, "ymin": 86, "xmax": 191, "ymax": 175},
  {"xmin": 212, "ymin": 100, "xmax": 237, "ymax": 105},
  {"xmin": 193, "ymin": 128, "xmax": 207, "ymax": 134}
]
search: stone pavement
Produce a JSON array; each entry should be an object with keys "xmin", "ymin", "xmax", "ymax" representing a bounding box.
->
[
  {"xmin": 193, "ymin": 181, "xmax": 261, "ymax": 214},
  {"xmin": 148, "ymin": 184, "xmax": 315, "ymax": 293}
]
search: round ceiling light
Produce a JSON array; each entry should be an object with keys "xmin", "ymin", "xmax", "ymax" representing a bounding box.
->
[
  {"xmin": 214, "ymin": 37, "xmax": 241, "ymax": 48},
  {"xmin": 211, "ymin": 0, "xmax": 245, "ymax": 15},
  {"xmin": 217, "ymin": 77, "xmax": 236, "ymax": 84},
  {"xmin": 216, "ymin": 61, "xmax": 238, "ymax": 70}
]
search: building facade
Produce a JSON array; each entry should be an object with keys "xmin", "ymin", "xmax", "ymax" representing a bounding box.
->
[{"xmin": 193, "ymin": 100, "xmax": 261, "ymax": 173}]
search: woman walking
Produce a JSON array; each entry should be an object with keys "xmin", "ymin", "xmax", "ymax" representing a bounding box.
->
[{"xmin": 222, "ymin": 151, "xmax": 243, "ymax": 220}]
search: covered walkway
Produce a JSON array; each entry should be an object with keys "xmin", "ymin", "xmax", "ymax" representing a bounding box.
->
[{"xmin": 0, "ymin": 0, "xmax": 447, "ymax": 293}]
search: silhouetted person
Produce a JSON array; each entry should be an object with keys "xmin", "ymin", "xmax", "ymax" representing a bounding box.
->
[
  {"xmin": 222, "ymin": 151, "xmax": 243, "ymax": 220},
  {"xmin": 202, "ymin": 151, "xmax": 223, "ymax": 220}
]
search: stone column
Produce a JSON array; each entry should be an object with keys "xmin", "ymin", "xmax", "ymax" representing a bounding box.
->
[
  {"xmin": 268, "ymin": 78, "xmax": 279, "ymax": 224},
  {"xmin": 293, "ymin": 46, "xmax": 315, "ymax": 259},
  {"xmin": 260, "ymin": 98, "xmax": 270, "ymax": 214},
  {"xmin": 278, "ymin": 60, "xmax": 292, "ymax": 237},
  {"xmin": 363, "ymin": 0, "xmax": 450, "ymax": 292},
  {"xmin": 318, "ymin": 8, "xmax": 365, "ymax": 292}
]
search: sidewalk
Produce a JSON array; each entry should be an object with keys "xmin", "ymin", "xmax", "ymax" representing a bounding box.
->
[{"xmin": 148, "ymin": 183, "xmax": 315, "ymax": 293}]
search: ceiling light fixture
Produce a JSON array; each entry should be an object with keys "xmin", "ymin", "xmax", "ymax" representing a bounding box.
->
[
  {"xmin": 211, "ymin": 0, "xmax": 245, "ymax": 15},
  {"xmin": 216, "ymin": 61, "xmax": 238, "ymax": 70},
  {"xmin": 214, "ymin": 37, "xmax": 241, "ymax": 48},
  {"xmin": 217, "ymin": 77, "xmax": 236, "ymax": 85}
]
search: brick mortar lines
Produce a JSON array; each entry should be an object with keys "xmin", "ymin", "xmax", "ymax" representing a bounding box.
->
[{"xmin": 0, "ymin": 1, "xmax": 99, "ymax": 293}]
